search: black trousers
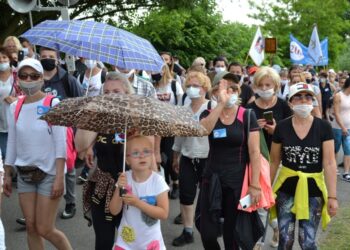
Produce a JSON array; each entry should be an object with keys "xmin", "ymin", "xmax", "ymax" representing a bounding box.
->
[
  {"xmin": 91, "ymin": 199, "xmax": 122, "ymax": 250},
  {"xmin": 160, "ymin": 137, "xmax": 178, "ymax": 184},
  {"xmin": 179, "ymin": 155, "xmax": 206, "ymax": 205},
  {"xmin": 197, "ymin": 180, "xmax": 241, "ymax": 250}
]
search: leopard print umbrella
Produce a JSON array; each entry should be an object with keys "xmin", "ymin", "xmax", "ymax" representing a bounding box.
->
[{"xmin": 41, "ymin": 94, "xmax": 208, "ymax": 137}]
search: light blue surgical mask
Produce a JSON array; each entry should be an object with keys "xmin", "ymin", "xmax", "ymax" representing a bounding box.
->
[
  {"xmin": 186, "ymin": 86, "xmax": 201, "ymax": 99},
  {"xmin": 225, "ymin": 94, "xmax": 238, "ymax": 108}
]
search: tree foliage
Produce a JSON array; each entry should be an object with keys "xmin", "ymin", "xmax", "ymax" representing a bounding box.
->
[
  {"xmin": 249, "ymin": 0, "xmax": 350, "ymax": 67},
  {"xmin": 129, "ymin": 3, "xmax": 255, "ymax": 68},
  {"xmin": 0, "ymin": 0, "xmax": 202, "ymax": 42}
]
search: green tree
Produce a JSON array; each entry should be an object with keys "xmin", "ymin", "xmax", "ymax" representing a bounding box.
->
[
  {"xmin": 129, "ymin": 3, "xmax": 255, "ymax": 68},
  {"xmin": 0, "ymin": 0, "xmax": 202, "ymax": 42},
  {"xmin": 249, "ymin": 0, "xmax": 350, "ymax": 67}
]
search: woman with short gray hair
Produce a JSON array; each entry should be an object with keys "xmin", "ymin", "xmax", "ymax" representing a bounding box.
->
[{"xmin": 75, "ymin": 72, "xmax": 134, "ymax": 250}]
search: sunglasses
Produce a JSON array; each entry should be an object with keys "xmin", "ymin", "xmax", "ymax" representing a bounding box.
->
[
  {"xmin": 18, "ymin": 73, "xmax": 41, "ymax": 81},
  {"xmin": 291, "ymin": 94, "xmax": 313, "ymax": 102},
  {"xmin": 127, "ymin": 149, "xmax": 153, "ymax": 158}
]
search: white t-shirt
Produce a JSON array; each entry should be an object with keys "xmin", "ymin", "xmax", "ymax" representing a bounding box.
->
[
  {"xmin": 172, "ymin": 100, "xmax": 211, "ymax": 159},
  {"xmin": 79, "ymin": 70, "xmax": 102, "ymax": 97},
  {"xmin": 0, "ymin": 74, "xmax": 14, "ymax": 132},
  {"xmin": 5, "ymin": 97, "xmax": 67, "ymax": 175},
  {"xmin": 114, "ymin": 171, "xmax": 169, "ymax": 250},
  {"xmin": 156, "ymin": 80, "xmax": 183, "ymax": 105}
]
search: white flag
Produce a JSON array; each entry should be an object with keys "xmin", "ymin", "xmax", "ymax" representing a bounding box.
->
[
  {"xmin": 307, "ymin": 26, "xmax": 323, "ymax": 64},
  {"xmin": 249, "ymin": 27, "xmax": 264, "ymax": 66}
]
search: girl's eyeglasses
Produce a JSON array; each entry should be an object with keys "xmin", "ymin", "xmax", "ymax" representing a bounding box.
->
[
  {"xmin": 18, "ymin": 73, "xmax": 41, "ymax": 81},
  {"xmin": 127, "ymin": 149, "xmax": 153, "ymax": 158}
]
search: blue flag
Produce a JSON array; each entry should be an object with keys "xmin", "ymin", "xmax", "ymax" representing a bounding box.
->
[{"xmin": 290, "ymin": 34, "xmax": 328, "ymax": 66}]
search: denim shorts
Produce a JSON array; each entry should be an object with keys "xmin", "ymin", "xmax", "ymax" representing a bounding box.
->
[
  {"xmin": 333, "ymin": 128, "xmax": 350, "ymax": 156},
  {"xmin": 17, "ymin": 173, "xmax": 65, "ymax": 197}
]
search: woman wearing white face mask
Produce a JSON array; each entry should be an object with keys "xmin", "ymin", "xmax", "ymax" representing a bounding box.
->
[
  {"xmin": 3, "ymin": 58, "xmax": 72, "ymax": 250},
  {"xmin": 78, "ymin": 59, "xmax": 104, "ymax": 97},
  {"xmin": 0, "ymin": 47, "xmax": 21, "ymax": 160},
  {"xmin": 171, "ymin": 71, "xmax": 211, "ymax": 247},
  {"xmin": 247, "ymin": 66, "xmax": 292, "ymax": 248},
  {"xmin": 248, "ymin": 67, "xmax": 292, "ymax": 149},
  {"xmin": 198, "ymin": 80, "xmax": 261, "ymax": 249},
  {"xmin": 270, "ymin": 83, "xmax": 338, "ymax": 250}
]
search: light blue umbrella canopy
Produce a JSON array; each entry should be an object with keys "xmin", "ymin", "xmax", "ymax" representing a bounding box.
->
[{"xmin": 21, "ymin": 20, "xmax": 164, "ymax": 72}]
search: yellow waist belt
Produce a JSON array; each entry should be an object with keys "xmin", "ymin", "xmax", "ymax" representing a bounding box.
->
[{"xmin": 270, "ymin": 166, "xmax": 330, "ymax": 230}]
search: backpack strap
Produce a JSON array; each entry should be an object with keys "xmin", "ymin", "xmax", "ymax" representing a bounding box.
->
[
  {"xmin": 181, "ymin": 92, "xmax": 187, "ymax": 106},
  {"xmin": 79, "ymin": 73, "xmax": 84, "ymax": 84},
  {"xmin": 207, "ymin": 100, "xmax": 212, "ymax": 110},
  {"xmin": 62, "ymin": 72, "xmax": 72, "ymax": 98},
  {"xmin": 171, "ymin": 80, "xmax": 178, "ymax": 105},
  {"xmin": 14, "ymin": 96, "xmax": 26, "ymax": 123},
  {"xmin": 101, "ymin": 70, "xmax": 106, "ymax": 83},
  {"xmin": 237, "ymin": 106, "xmax": 246, "ymax": 123},
  {"xmin": 43, "ymin": 94, "xmax": 55, "ymax": 107}
]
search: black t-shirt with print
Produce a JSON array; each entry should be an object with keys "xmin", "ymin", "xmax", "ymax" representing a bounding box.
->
[
  {"xmin": 246, "ymin": 97, "xmax": 292, "ymax": 150},
  {"xmin": 200, "ymin": 107, "xmax": 260, "ymax": 189},
  {"xmin": 272, "ymin": 117, "xmax": 334, "ymax": 196},
  {"xmin": 95, "ymin": 133, "xmax": 125, "ymax": 180}
]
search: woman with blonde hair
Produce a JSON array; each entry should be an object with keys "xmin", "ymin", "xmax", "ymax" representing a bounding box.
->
[
  {"xmin": 247, "ymin": 66, "xmax": 292, "ymax": 248},
  {"xmin": 172, "ymin": 71, "xmax": 211, "ymax": 246},
  {"xmin": 152, "ymin": 64, "xmax": 184, "ymax": 199},
  {"xmin": 3, "ymin": 36, "xmax": 22, "ymax": 55}
]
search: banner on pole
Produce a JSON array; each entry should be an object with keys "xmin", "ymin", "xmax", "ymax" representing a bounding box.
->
[
  {"xmin": 249, "ymin": 27, "xmax": 265, "ymax": 66},
  {"xmin": 290, "ymin": 34, "xmax": 328, "ymax": 66}
]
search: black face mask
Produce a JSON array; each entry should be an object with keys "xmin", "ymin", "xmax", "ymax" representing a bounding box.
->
[
  {"xmin": 151, "ymin": 73, "xmax": 162, "ymax": 82},
  {"xmin": 41, "ymin": 58, "xmax": 56, "ymax": 71},
  {"xmin": 233, "ymin": 74, "xmax": 242, "ymax": 81},
  {"xmin": 10, "ymin": 61, "xmax": 18, "ymax": 68},
  {"xmin": 306, "ymin": 79, "xmax": 312, "ymax": 84}
]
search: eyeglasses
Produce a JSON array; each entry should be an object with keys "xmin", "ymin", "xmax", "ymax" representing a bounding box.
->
[
  {"xmin": 291, "ymin": 94, "xmax": 313, "ymax": 102},
  {"xmin": 127, "ymin": 149, "xmax": 153, "ymax": 158},
  {"xmin": 18, "ymin": 73, "xmax": 41, "ymax": 81}
]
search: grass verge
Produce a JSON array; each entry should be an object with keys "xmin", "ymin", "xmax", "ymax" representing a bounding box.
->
[{"xmin": 318, "ymin": 202, "xmax": 350, "ymax": 250}]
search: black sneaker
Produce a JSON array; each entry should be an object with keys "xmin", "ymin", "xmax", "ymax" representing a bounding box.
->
[
  {"xmin": 16, "ymin": 217, "xmax": 26, "ymax": 226},
  {"xmin": 174, "ymin": 213, "xmax": 183, "ymax": 224},
  {"xmin": 342, "ymin": 173, "xmax": 350, "ymax": 182},
  {"xmin": 172, "ymin": 229, "xmax": 194, "ymax": 247},
  {"xmin": 60, "ymin": 203, "xmax": 76, "ymax": 219},
  {"xmin": 170, "ymin": 184, "xmax": 179, "ymax": 200}
]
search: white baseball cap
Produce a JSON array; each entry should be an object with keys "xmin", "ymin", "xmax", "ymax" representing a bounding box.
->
[
  {"xmin": 17, "ymin": 58, "xmax": 44, "ymax": 74},
  {"xmin": 288, "ymin": 82, "xmax": 315, "ymax": 101}
]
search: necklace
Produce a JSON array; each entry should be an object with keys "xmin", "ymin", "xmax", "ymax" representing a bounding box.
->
[{"xmin": 259, "ymin": 96, "xmax": 276, "ymax": 109}]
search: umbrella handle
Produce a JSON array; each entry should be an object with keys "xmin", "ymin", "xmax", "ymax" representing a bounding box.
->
[{"xmin": 122, "ymin": 121, "xmax": 127, "ymax": 172}]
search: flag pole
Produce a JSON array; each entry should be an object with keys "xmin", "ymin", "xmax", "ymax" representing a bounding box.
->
[{"xmin": 244, "ymin": 53, "xmax": 250, "ymax": 65}]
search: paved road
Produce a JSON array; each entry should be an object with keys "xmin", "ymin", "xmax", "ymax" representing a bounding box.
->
[{"xmin": 2, "ymin": 166, "xmax": 348, "ymax": 250}]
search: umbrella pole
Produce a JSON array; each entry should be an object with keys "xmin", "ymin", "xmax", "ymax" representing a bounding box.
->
[{"xmin": 122, "ymin": 122, "xmax": 127, "ymax": 173}]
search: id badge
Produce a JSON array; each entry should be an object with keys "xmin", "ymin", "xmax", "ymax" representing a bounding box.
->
[
  {"xmin": 213, "ymin": 128, "xmax": 227, "ymax": 139},
  {"xmin": 37, "ymin": 105, "xmax": 50, "ymax": 115},
  {"xmin": 115, "ymin": 133, "xmax": 125, "ymax": 143}
]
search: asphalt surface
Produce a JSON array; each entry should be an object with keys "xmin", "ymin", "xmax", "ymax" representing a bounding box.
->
[{"xmin": 2, "ymin": 155, "xmax": 348, "ymax": 250}]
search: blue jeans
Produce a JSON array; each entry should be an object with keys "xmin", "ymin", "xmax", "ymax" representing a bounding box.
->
[
  {"xmin": 276, "ymin": 191, "xmax": 323, "ymax": 250},
  {"xmin": 333, "ymin": 128, "xmax": 350, "ymax": 155},
  {"xmin": 0, "ymin": 133, "xmax": 8, "ymax": 160}
]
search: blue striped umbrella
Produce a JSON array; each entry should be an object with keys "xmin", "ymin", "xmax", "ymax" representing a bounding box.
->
[{"xmin": 21, "ymin": 20, "xmax": 164, "ymax": 72}]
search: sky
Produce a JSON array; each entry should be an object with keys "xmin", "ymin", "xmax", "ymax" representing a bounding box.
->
[{"xmin": 217, "ymin": 0, "xmax": 263, "ymax": 25}]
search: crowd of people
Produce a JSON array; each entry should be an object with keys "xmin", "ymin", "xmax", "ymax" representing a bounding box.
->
[{"xmin": 0, "ymin": 34, "xmax": 346, "ymax": 250}]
